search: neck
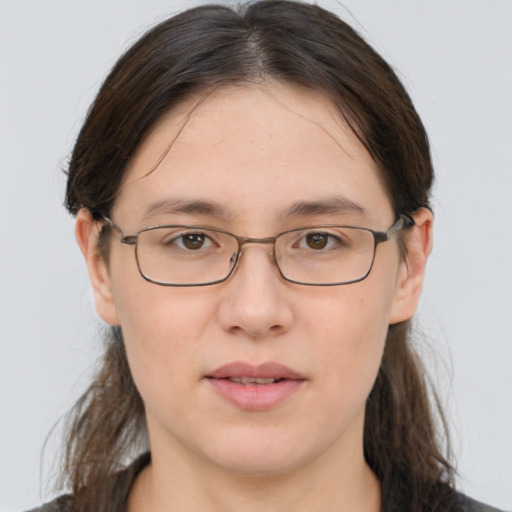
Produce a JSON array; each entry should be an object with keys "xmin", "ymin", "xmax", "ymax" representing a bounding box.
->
[{"xmin": 128, "ymin": 426, "xmax": 381, "ymax": 512}]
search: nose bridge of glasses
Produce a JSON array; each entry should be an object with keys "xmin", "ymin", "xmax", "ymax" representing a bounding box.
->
[
  {"xmin": 238, "ymin": 235, "xmax": 276, "ymax": 246},
  {"xmin": 233, "ymin": 236, "xmax": 278, "ymax": 265}
]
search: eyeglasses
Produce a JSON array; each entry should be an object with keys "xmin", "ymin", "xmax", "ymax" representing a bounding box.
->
[{"xmin": 102, "ymin": 215, "xmax": 414, "ymax": 287}]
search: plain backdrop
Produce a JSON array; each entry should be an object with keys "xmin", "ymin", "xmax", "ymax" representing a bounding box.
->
[{"xmin": 1, "ymin": 1, "xmax": 511, "ymax": 510}]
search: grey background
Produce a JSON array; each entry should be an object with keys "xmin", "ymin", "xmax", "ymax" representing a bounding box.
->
[{"xmin": 1, "ymin": 1, "xmax": 511, "ymax": 510}]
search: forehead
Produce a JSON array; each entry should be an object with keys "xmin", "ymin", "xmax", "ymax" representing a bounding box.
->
[{"xmin": 115, "ymin": 83, "xmax": 393, "ymax": 228}]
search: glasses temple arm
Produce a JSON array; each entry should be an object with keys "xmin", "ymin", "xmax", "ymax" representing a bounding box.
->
[{"xmin": 100, "ymin": 214, "xmax": 124, "ymax": 235}]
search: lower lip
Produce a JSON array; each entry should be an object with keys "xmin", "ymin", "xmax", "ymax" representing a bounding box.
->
[{"xmin": 207, "ymin": 378, "xmax": 305, "ymax": 411}]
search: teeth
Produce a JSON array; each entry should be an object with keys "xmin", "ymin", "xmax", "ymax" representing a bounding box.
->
[{"xmin": 229, "ymin": 377, "xmax": 277, "ymax": 385}]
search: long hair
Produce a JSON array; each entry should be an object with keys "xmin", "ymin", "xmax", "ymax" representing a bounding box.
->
[{"xmin": 62, "ymin": 2, "xmax": 456, "ymax": 510}]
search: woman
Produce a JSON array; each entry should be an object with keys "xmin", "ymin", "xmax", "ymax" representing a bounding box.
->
[{"xmin": 25, "ymin": 1, "xmax": 505, "ymax": 511}]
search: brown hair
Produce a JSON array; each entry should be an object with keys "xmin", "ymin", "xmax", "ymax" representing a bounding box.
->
[{"xmin": 62, "ymin": 2, "xmax": 457, "ymax": 510}]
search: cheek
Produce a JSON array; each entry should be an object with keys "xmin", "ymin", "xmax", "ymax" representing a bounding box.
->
[
  {"xmin": 316, "ymin": 297, "xmax": 386, "ymax": 370},
  {"xmin": 300, "ymin": 273, "xmax": 397, "ymax": 403},
  {"xmin": 111, "ymin": 282, "xmax": 217, "ymax": 404}
]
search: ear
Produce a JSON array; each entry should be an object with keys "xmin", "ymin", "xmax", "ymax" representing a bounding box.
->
[
  {"xmin": 75, "ymin": 208, "xmax": 120, "ymax": 325},
  {"xmin": 389, "ymin": 208, "xmax": 433, "ymax": 324}
]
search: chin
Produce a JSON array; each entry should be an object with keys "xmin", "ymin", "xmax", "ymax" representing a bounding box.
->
[{"xmin": 198, "ymin": 427, "xmax": 324, "ymax": 478}]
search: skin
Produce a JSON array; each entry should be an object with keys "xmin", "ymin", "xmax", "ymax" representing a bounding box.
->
[{"xmin": 76, "ymin": 83, "xmax": 433, "ymax": 512}]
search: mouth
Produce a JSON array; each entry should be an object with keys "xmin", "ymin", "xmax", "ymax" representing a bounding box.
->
[
  {"xmin": 224, "ymin": 376, "xmax": 283, "ymax": 385},
  {"xmin": 206, "ymin": 361, "xmax": 306, "ymax": 380},
  {"xmin": 205, "ymin": 361, "xmax": 306, "ymax": 411}
]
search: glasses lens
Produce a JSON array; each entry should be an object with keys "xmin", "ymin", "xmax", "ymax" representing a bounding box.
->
[
  {"xmin": 134, "ymin": 225, "xmax": 376, "ymax": 286},
  {"xmin": 275, "ymin": 226, "xmax": 376, "ymax": 285},
  {"xmin": 136, "ymin": 227, "xmax": 238, "ymax": 285}
]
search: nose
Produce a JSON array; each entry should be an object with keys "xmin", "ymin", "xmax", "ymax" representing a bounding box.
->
[{"xmin": 216, "ymin": 244, "xmax": 294, "ymax": 338}]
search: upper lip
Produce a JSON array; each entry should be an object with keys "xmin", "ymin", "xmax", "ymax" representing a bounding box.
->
[{"xmin": 206, "ymin": 361, "xmax": 306, "ymax": 380}]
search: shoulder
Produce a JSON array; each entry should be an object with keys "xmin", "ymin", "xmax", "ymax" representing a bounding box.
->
[
  {"xmin": 23, "ymin": 495, "xmax": 73, "ymax": 512},
  {"xmin": 457, "ymin": 492, "xmax": 508, "ymax": 512},
  {"xmin": 23, "ymin": 452, "xmax": 151, "ymax": 512}
]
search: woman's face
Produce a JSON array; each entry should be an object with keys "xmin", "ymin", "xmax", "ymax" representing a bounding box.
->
[{"xmin": 80, "ymin": 83, "xmax": 427, "ymax": 477}]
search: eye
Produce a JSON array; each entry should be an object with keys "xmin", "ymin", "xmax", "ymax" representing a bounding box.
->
[
  {"xmin": 299, "ymin": 231, "xmax": 340, "ymax": 250},
  {"xmin": 172, "ymin": 232, "xmax": 214, "ymax": 250},
  {"xmin": 305, "ymin": 233, "xmax": 329, "ymax": 250}
]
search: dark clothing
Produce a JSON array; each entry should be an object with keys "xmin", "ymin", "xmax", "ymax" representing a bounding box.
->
[
  {"xmin": 25, "ymin": 453, "xmax": 506, "ymax": 512},
  {"xmin": 26, "ymin": 493, "xmax": 506, "ymax": 512}
]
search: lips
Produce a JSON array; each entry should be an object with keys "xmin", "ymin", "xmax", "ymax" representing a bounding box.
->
[
  {"xmin": 205, "ymin": 361, "xmax": 306, "ymax": 411},
  {"xmin": 207, "ymin": 361, "xmax": 305, "ymax": 381}
]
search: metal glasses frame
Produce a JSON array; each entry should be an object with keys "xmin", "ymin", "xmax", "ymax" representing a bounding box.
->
[{"xmin": 101, "ymin": 214, "xmax": 414, "ymax": 287}]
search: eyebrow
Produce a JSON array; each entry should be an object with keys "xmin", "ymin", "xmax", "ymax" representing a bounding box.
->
[
  {"xmin": 141, "ymin": 198, "xmax": 229, "ymax": 221},
  {"xmin": 279, "ymin": 196, "xmax": 367, "ymax": 219}
]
